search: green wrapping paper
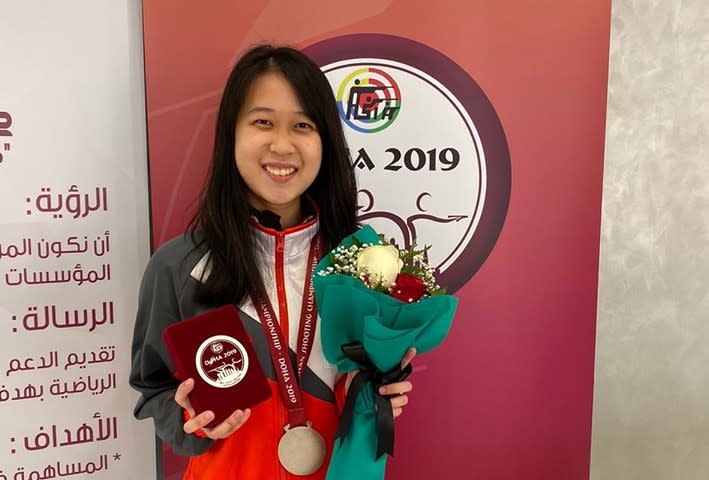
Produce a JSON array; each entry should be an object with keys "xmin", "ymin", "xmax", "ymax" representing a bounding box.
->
[{"xmin": 313, "ymin": 225, "xmax": 458, "ymax": 480}]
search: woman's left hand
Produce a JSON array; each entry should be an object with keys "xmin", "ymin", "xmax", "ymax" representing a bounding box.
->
[{"xmin": 345, "ymin": 347, "xmax": 416, "ymax": 419}]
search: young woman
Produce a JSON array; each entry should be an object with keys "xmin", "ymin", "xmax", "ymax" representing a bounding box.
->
[{"xmin": 129, "ymin": 45, "xmax": 415, "ymax": 480}]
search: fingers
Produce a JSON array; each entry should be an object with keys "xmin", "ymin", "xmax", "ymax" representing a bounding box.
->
[
  {"xmin": 390, "ymin": 392, "xmax": 408, "ymax": 406},
  {"xmin": 401, "ymin": 347, "xmax": 417, "ymax": 369},
  {"xmin": 389, "ymin": 393, "xmax": 409, "ymax": 408},
  {"xmin": 205, "ymin": 409, "xmax": 251, "ymax": 439},
  {"xmin": 390, "ymin": 395, "xmax": 409, "ymax": 418},
  {"xmin": 183, "ymin": 408, "xmax": 252, "ymax": 439},
  {"xmin": 379, "ymin": 381, "xmax": 412, "ymax": 397},
  {"xmin": 380, "ymin": 380, "xmax": 413, "ymax": 419},
  {"xmin": 183, "ymin": 410, "xmax": 215, "ymax": 435},
  {"xmin": 177, "ymin": 379, "xmax": 250, "ymax": 439},
  {"xmin": 174, "ymin": 378, "xmax": 195, "ymax": 416},
  {"xmin": 348, "ymin": 348, "xmax": 416, "ymax": 420}
]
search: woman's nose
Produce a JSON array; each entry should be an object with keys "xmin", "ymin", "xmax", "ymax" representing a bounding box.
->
[{"xmin": 268, "ymin": 129, "xmax": 296, "ymax": 155}]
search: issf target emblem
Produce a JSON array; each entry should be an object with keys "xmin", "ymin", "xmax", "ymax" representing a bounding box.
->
[{"xmin": 336, "ymin": 67, "xmax": 401, "ymax": 133}]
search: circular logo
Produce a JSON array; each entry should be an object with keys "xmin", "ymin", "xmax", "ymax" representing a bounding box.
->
[
  {"xmin": 305, "ymin": 34, "xmax": 511, "ymax": 293},
  {"xmin": 336, "ymin": 68, "xmax": 402, "ymax": 133},
  {"xmin": 196, "ymin": 335, "xmax": 249, "ymax": 388}
]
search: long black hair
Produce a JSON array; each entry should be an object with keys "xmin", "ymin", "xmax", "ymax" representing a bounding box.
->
[{"xmin": 188, "ymin": 45, "xmax": 358, "ymax": 307}]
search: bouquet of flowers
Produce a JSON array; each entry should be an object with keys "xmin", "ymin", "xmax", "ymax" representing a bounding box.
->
[{"xmin": 313, "ymin": 225, "xmax": 457, "ymax": 480}]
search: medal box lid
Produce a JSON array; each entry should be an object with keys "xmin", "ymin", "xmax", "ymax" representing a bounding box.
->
[{"xmin": 163, "ymin": 305, "xmax": 272, "ymax": 427}]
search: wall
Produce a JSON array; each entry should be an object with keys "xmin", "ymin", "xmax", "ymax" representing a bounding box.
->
[{"xmin": 591, "ymin": 1, "xmax": 709, "ymax": 478}]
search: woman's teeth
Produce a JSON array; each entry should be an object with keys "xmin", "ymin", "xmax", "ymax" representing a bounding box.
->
[{"xmin": 265, "ymin": 166, "xmax": 295, "ymax": 176}]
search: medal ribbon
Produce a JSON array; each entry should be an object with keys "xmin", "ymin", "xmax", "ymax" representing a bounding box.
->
[{"xmin": 251, "ymin": 234, "xmax": 321, "ymax": 428}]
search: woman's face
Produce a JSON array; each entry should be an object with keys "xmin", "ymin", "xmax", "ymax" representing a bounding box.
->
[{"xmin": 234, "ymin": 71, "xmax": 322, "ymax": 227}]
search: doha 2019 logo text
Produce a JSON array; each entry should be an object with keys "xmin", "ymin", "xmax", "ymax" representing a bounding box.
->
[{"xmin": 306, "ymin": 34, "xmax": 511, "ymax": 293}]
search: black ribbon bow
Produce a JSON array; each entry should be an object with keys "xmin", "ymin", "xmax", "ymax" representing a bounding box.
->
[{"xmin": 334, "ymin": 342, "xmax": 413, "ymax": 459}]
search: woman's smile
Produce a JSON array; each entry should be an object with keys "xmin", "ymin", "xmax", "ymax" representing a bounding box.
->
[{"xmin": 263, "ymin": 163, "xmax": 298, "ymax": 181}]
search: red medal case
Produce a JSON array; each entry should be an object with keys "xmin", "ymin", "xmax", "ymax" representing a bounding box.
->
[{"xmin": 163, "ymin": 305, "xmax": 272, "ymax": 427}]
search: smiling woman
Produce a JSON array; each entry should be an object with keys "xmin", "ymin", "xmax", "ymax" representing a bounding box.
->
[
  {"xmin": 235, "ymin": 71, "xmax": 323, "ymax": 229},
  {"xmin": 129, "ymin": 45, "xmax": 417, "ymax": 480}
]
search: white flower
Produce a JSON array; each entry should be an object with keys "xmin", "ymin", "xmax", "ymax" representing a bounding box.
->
[{"xmin": 355, "ymin": 244, "xmax": 403, "ymax": 288}]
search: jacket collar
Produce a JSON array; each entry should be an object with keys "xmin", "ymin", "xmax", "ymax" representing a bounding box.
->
[
  {"xmin": 190, "ymin": 199, "xmax": 320, "ymax": 282},
  {"xmin": 249, "ymin": 214, "xmax": 319, "ymax": 261}
]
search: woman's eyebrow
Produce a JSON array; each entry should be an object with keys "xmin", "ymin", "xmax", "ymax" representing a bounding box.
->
[{"xmin": 247, "ymin": 106, "xmax": 309, "ymax": 116}]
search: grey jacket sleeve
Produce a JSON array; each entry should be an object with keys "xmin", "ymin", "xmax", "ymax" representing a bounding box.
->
[{"xmin": 129, "ymin": 239, "xmax": 212, "ymax": 456}]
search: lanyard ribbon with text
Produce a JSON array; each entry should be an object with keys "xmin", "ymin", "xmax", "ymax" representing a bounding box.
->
[{"xmin": 250, "ymin": 234, "xmax": 321, "ymax": 428}]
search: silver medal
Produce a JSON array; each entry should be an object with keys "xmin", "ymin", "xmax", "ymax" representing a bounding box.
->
[{"xmin": 277, "ymin": 421, "xmax": 326, "ymax": 476}]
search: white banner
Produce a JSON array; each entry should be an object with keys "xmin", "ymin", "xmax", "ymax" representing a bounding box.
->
[{"xmin": 0, "ymin": 1, "xmax": 155, "ymax": 479}]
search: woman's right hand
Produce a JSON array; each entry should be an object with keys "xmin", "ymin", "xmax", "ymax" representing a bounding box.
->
[{"xmin": 175, "ymin": 378, "xmax": 251, "ymax": 440}]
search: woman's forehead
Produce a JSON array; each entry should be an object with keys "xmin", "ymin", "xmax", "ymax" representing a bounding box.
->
[{"xmin": 241, "ymin": 72, "xmax": 306, "ymax": 114}]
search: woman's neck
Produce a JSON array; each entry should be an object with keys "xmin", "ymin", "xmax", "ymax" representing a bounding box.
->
[
  {"xmin": 277, "ymin": 205, "xmax": 302, "ymax": 229},
  {"xmin": 249, "ymin": 197, "xmax": 302, "ymax": 230}
]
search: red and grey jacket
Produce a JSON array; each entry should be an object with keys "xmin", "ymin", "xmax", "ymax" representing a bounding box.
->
[{"xmin": 129, "ymin": 216, "xmax": 347, "ymax": 480}]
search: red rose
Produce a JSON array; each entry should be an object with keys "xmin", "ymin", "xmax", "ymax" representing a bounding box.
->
[{"xmin": 390, "ymin": 273, "xmax": 428, "ymax": 303}]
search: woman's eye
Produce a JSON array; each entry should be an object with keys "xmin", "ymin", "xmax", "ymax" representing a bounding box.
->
[
  {"xmin": 295, "ymin": 122, "xmax": 314, "ymax": 130},
  {"xmin": 253, "ymin": 119, "xmax": 272, "ymax": 126}
]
